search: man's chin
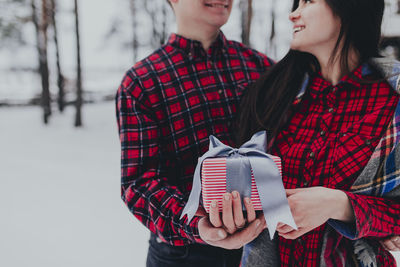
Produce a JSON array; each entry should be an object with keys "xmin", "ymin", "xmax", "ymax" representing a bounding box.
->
[{"xmin": 207, "ymin": 17, "xmax": 229, "ymax": 29}]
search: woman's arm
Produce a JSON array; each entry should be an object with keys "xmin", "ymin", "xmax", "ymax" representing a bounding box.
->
[
  {"xmin": 330, "ymin": 192, "xmax": 400, "ymax": 239},
  {"xmin": 276, "ymin": 187, "xmax": 400, "ymax": 240}
]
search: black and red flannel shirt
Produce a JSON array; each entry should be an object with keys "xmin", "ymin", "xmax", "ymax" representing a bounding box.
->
[
  {"xmin": 116, "ymin": 32, "xmax": 273, "ymax": 245},
  {"xmin": 272, "ymin": 64, "xmax": 399, "ymax": 266}
]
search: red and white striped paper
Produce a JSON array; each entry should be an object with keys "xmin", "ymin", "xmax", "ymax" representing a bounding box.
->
[{"xmin": 201, "ymin": 156, "xmax": 282, "ymax": 213}]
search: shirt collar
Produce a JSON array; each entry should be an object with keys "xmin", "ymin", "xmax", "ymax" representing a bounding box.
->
[
  {"xmin": 167, "ymin": 31, "xmax": 228, "ymax": 58},
  {"xmin": 309, "ymin": 63, "xmax": 370, "ymax": 97}
]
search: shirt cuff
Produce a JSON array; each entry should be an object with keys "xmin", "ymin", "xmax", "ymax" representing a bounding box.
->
[
  {"xmin": 184, "ymin": 216, "xmax": 207, "ymax": 244},
  {"xmin": 328, "ymin": 192, "xmax": 372, "ymax": 239},
  {"xmin": 327, "ymin": 219, "xmax": 357, "ymax": 239}
]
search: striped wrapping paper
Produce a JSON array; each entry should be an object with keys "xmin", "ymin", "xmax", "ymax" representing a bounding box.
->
[{"xmin": 201, "ymin": 156, "xmax": 282, "ymax": 213}]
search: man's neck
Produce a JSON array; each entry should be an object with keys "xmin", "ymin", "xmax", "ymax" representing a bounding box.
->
[{"xmin": 176, "ymin": 24, "xmax": 220, "ymax": 51}]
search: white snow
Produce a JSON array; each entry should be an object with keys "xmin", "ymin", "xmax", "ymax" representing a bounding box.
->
[{"xmin": 0, "ymin": 103, "xmax": 149, "ymax": 267}]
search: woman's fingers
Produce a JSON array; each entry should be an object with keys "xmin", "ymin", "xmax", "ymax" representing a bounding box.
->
[
  {"xmin": 232, "ymin": 191, "xmax": 246, "ymax": 229},
  {"xmin": 244, "ymin": 197, "xmax": 256, "ymax": 222},
  {"xmin": 209, "ymin": 200, "xmax": 222, "ymax": 227},
  {"xmin": 380, "ymin": 236, "xmax": 400, "ymax": 251},
  {"xmin": 222, "ymin": 193, "xmax": 236, "ymax": 234},
  {"xmin": 211, "ymin": 192, "xmax": 257, "ymax": 234},
  {"xmin": 391, "ymin": 236, "xmax": 400, "ymax": 250},
  {"xmin": 381, "ymin": 239, "xmax": 398, "ymax": 251}
]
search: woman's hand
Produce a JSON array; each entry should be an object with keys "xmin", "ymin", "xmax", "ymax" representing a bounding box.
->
[
  {"xmin": 380, "ymin": 236, "xmax": 400, "ymax": 251},
  {"xmin": 277, "ymin": 187, "xmax": 355, "ymax": 240},
  {"xmin": 197, "ymin": 191, "xmax": 266, "ymax": 249},
  {"xmin": 210, "ymin": 191, "xmax": 255, "ymax": 234}
]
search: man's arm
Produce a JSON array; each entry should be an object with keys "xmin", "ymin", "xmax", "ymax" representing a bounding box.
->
[{"xmin": 116, "ymin": 73, "xmax": 204, "ymax": 246}]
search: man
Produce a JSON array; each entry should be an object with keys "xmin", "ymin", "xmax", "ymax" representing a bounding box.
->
[{"xmin": 116, "ymin": 0, "xmax": 273, "ymax": 266}]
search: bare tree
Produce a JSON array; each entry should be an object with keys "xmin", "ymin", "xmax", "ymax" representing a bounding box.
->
[
  {"xmin": 398, "ymin": 0, "xmax": 400, "ymax": 14},
  {"xmin": 160, "ymin": 1, "xmax": 168, "ymax": 45},
  {"xmin": 144, "ymin": 0, "xmax": 170, "ymax": 48},
  {"xmin": 32, "ymin": 0, "xmax": 51, "ymax": 124},
  {"xmin": 268, "ymin": 0, "xmax": 277, "ymax": 58},
  {"xmin": 0, "ymin": 0, "xmax": 29, "ymax": 49},
  {"xmin": 129, "ymin": 0, "xmax": 138, "ymax": 62},
  {"xmin": 240, "ymin": 0, "xmax": 253, "ymax": 46},
  {"xmin": 74, "ymin": 0, "xmax": 83, "ymax": 127},
  {"xmin": 49, "ymin": 0, "xmax": 65, "ymax": 112},
  {"xmin": 144, "ymin": 0, "xmax": 159, "ymax": 48}
]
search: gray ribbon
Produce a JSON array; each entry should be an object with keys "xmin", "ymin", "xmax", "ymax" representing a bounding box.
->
[{"xmin": 180, "ymin": 131, "xmax": 297, "ymax": 238}]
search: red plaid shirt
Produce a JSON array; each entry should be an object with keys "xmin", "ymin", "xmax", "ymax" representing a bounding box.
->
[
  {"xmin": 116, "ymin": 32, "xmax": 273, "ymax": 245},
  {"xmin": 272, "ymin": 64, "xmax": 399, "ymax": 266}
]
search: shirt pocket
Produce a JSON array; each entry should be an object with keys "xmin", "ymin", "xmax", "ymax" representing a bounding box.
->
[{"xmin": 330, "ymin": 130, "xmax": 379, "ymax": 189}]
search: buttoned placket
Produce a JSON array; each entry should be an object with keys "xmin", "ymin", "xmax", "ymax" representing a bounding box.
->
[
  {"xmin": 206, "ymin": 52, "xmax": 226, "ymax": 100},
  {"xmin": 303, "ymin": 85, "xmax": 339, "ymax": 187},
  {"xmin": 215, "ymin": 50, "xmax": 227, "ymax": 99}
]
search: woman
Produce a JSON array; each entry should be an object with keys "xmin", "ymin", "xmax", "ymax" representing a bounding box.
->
[{"xmin": 234, "ymin": 0, "xmax": 400, "ymax": 266}]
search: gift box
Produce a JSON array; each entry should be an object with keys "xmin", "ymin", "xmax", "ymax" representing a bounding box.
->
[
  {"xmin": 201, "ymin": 156, "xmax": 282, "ymax": 213},
  {"xmin": 181, "ymin": 131, "xmax": 295, "ymax": 239}
]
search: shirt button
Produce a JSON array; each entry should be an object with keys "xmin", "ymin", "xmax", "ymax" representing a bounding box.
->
[
  {"xmin": 218, "ymin": 89, "xmax": 223, "ymax": 95},
  {"xmin": 328, "ymin": 108, "xmax": 334, "ymax": 113},
  {"xmin": 365, "ymin": 139, "xmax": 371, "ymax": 145},
  {"xmin": 156, "ymin": 237, "xmax": 163, "ymax": 243},
  {"xmin": 309, "ymin": 152, "xmax": 315, "ymax": 158},
  {"xmin": 332, "ymin": 87, "xmax": 337, "ymax": 92},
  {"xmin": 320, "ymin": 130, "xmax": 326, "ymax": 136},
  {"xmin": 304, "ymin": 180, "xmax": 309, "ymax": 186}
]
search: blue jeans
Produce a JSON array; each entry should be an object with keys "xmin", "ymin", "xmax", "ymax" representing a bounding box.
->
[{"xmin": 146, "ymin": 233, "xmax": 242, "ymax": 267}]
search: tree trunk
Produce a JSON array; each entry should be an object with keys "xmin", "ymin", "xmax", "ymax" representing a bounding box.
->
[
  {"xmin": 50, "ymin": 0, "xmax": 65, "ymax": 112},
  {"xmin": 160, "ymin": 1, "xmax": 167, "ymax": 45},
  {"xmin": 32, "ymin": 0, "xmax": 51, "ymax": 124},
  {"xmin": 398, "ymin": 0, "xmax": 400, "ymax": 14},
  {"xmin": 129, "ymin": 0, "xmax": 138, "ymax": 62},
  {"xmin": 144, "ymin": 0, "xmax": 159, "ymax": 49},
  {"xmin": 240, "ymin": 0, "xmax": 253, "ymax": 46},
  {"xmin": 74, "ymin": 0, "xmax": 82, "ymax": 127},
  {"xmin": 269, "ymin": 0, "xmax": 276, "ymax": 58}
]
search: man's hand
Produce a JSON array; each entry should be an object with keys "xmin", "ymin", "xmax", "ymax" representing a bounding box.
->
[
  {"xmin": 380, "ymin": 236, "xmax": 400, "ymax": 251},
  {"xmin": 197, "ymin": 191, "xmax": 266, "ymax": 250}
]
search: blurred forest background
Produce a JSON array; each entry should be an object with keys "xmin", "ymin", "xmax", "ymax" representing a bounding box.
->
[{"xmin": 1, "ymin": 0, "xmax": 399, "ymax": 125}]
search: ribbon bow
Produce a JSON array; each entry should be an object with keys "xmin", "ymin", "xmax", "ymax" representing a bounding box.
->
[{"xmin": 181, "ymin": 131, "xmax": 297, "ymax": 239}]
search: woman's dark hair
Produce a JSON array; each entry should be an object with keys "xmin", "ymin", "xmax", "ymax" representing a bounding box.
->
[{"xmin": 236, "ymin": 0, "xmax": 385, "ymax": 146}]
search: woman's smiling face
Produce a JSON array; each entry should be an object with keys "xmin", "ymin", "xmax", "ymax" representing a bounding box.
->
[{"xmin": 289, "ymin": 0, "xmax": 342, "ymax": 57}]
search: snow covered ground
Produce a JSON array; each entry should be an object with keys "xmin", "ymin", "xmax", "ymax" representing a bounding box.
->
[
  {"xmin": 1, "ymin": 103, "xmax": 400, "ymax": 267},
  {"xmin": 0, "ymin": 103, "xmax": 149, "ymax": 267}
]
